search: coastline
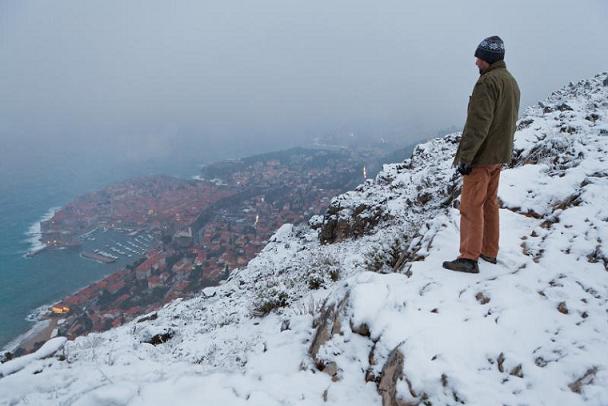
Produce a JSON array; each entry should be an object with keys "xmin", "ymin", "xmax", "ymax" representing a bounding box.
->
[
  {"xmin": 3, "ymin": 319, "xmax": 52, "ymax": 354},
  {"xmin": 3, "ymin": 303, "xmax": 56, "ymax": 354},
  {"xmin": 5, "ymin": 208, "xmax": 104, "ymax": 353},
  {"xmin": 2, "ymin": 267, "xmax": 119, "ymax": 354},
  {"xmin": 22, "ymin": 206, "xmax": 59, "ymax": 257},
  {"xmin": 13, "ymin": 319, "xmax": 59, "ymax": 355},
  {"xmin": 1, "ymin": 207, "xmax": 62, "ymax": 353},
  {"xmin": 1, "ymin": 156, "xmax": 209, "ymax": 353}
]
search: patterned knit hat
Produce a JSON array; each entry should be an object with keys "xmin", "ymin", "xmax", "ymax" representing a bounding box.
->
[{"xmin": 474, "ymin": 36, "xmax": 505, "ymax": 64}]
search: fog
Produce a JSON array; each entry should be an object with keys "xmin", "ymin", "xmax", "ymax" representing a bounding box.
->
[{"xmin": 1, "ymin": 0, "xmax": 607, "ymax": 169}]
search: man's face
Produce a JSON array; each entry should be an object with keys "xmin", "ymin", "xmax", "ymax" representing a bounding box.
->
[{"xmin": 475, "ymin": 57, "xmax": 490, "ymax": 74}]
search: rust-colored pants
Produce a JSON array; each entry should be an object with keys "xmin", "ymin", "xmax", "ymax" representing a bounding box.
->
[{"xmin": 459, "ymin": 164, "xmax": 501, "ymax": 261}]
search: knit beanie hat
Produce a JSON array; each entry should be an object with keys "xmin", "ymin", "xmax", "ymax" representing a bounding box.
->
[{"xmin": 474, "ymin": 36, "xmax": 505, "ymax": 65}]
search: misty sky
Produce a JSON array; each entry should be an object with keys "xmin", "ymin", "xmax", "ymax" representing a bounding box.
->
[{"xmin": 1, "ymin": 0, "xmax": 607, "ymax": 168}]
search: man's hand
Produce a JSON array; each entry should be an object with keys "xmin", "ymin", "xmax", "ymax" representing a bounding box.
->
[{"xmin": 458, "ymin": 162, "xmax": 472, "ymax": 176}]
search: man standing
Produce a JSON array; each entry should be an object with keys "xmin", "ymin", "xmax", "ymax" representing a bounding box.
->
[{"xmin": 443, "ymin": 36, "xmax": 520, "ymax": 273}]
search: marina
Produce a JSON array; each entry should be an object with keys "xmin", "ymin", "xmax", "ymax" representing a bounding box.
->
[{"xmin": 77, "ymin": 228, "xmax": 157, "ymax": 265}]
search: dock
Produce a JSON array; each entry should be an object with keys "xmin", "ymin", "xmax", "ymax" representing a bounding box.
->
[{"xmin": 80, "ymin": 251, "xmax": 117, "ymax": 264}]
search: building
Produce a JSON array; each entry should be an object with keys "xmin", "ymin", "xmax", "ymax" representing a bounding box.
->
[
  {"xmin": 172, "ymin": 258, "xmax": 193, "ymax": 281},
  {"xmin": 147, "ymin": 275, "xmax": 163, "ymax": 289},
  {"xmin": 173, "ymin": 227, "xmax": 193, "ymax": 248}
]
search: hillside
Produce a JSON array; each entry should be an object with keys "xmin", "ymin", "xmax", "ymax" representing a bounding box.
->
[{"xmin": 1, "ymin": 72, "xmax": 607, "ymax": 405}]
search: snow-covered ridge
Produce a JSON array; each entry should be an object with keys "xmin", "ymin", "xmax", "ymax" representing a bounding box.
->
[{"xmin": 1, "ymin": 72, "xmax": 607, "ymax": 405}]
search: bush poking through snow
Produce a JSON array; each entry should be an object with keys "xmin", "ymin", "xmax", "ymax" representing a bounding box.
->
[
  {"xmin": 307, "ymin": 274, "xmax": 325, "ymax": 290},
  {"xmin": 252, "ymin": 283, "xmax": 290, "ymax": 317},
  {"xmin": 307, "ymin": 254, "xmax": 341, "ymax": 289},
  {"xmin": 290, "ymin": 295, "xmax": 324, "ymax": 317},
  {"xmin": 364, "ymin": 238, "xmax": 407, "ymax": 273}
]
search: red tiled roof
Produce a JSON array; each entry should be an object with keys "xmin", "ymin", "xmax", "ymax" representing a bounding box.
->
[{"xmin": 136, "ymin": 250, "xmax": 162, "ymax": 272}]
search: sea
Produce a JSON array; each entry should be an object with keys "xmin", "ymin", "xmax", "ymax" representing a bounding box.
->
[{"xmin": 0, "ymin": 152, "xmax": 205, "ymax": 350}]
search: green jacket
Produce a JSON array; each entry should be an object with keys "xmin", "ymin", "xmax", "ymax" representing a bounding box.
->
[{"xmin": 454, "ymin": 60, "xmax": 520, "ymax": 166}]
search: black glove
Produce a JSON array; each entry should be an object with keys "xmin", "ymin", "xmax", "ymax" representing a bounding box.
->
[{"xmin": 457, "ymin": 162, "xmax": 472, "ymax": 176}]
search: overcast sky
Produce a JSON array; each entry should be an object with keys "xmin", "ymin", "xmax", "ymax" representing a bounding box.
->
[{"xmin": 1, "ymin": 0, "xmax": 607, "ymax": 167}]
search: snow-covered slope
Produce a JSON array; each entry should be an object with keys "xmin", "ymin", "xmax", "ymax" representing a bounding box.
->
[{"xmin": 1, "ymin": 72, "xmax": 607, "ymax": 406}]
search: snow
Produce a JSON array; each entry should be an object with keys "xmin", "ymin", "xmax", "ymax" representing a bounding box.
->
[
  {"xmin": 0, "ymin": 337, "xmax": 66, "ymax": 378},
  {"xmin": 1, "ymin": 72, "xmax": 607, "ymax": 405}
]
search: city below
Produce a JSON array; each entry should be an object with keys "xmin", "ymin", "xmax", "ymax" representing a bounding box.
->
[{"xmin": 11, "ymin": 144, "xmax": 412, "ymax": 356}]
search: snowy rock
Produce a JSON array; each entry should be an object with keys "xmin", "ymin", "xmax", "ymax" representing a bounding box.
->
[{"xmin": 0, "ymin": 337, "xmax": 66, "ymax": 378}]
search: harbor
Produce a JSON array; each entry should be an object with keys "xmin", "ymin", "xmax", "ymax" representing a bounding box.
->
[{"xmin": 78, "ymin": 228, "xmax": 157, "ymax": 265}]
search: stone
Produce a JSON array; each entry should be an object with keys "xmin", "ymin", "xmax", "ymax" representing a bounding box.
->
[
  {"xmin": 308, "ymin": 294, "xmax": 349, "ymax": 365},
  {"xmin": 556, "ymin": 103, "xmax": 574, "ymax": 111},
  {"xmin": 378, "ymin": 346, "xmax": 406, "ymax": 406},
  {"xmin": 497, "ymin": 352, "xmax": 505, "ymax": 373},
  {"xmin": 136, "ymin": 313, "xmax": 158, "ymax": 323},
  {"xmin": 144, "ymin": 331, "xmax": 174, "ymax": 346},
  {"xmin": 350, "ymin": 321, "xmax": 371, "ymax": 337},
  {"xmin": 280, "ymin": 319, "xmax": 291, "ymax": 332},
  {"xmin": 323, "ymin": 361, "xmax": 338, "ymax": 377},
  {"xmin": 569, "ymin": 367, "xmax": 598, "ymax": 393},
  {"xmin": 510, "ymin": 364, "xmax": 524, "ymax": 378},
  {"xmin": 475, "ymin": 292, "xmax": 491, "ymax": 305}
]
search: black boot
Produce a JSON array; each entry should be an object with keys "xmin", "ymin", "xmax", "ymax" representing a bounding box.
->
[
  {"xmin": 479, "ymin": 254, "xmax": 497, "ymax": 264},
  {"xmin": 442, "ymin": 258, "xmax": 479, "ymax": 273}
]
